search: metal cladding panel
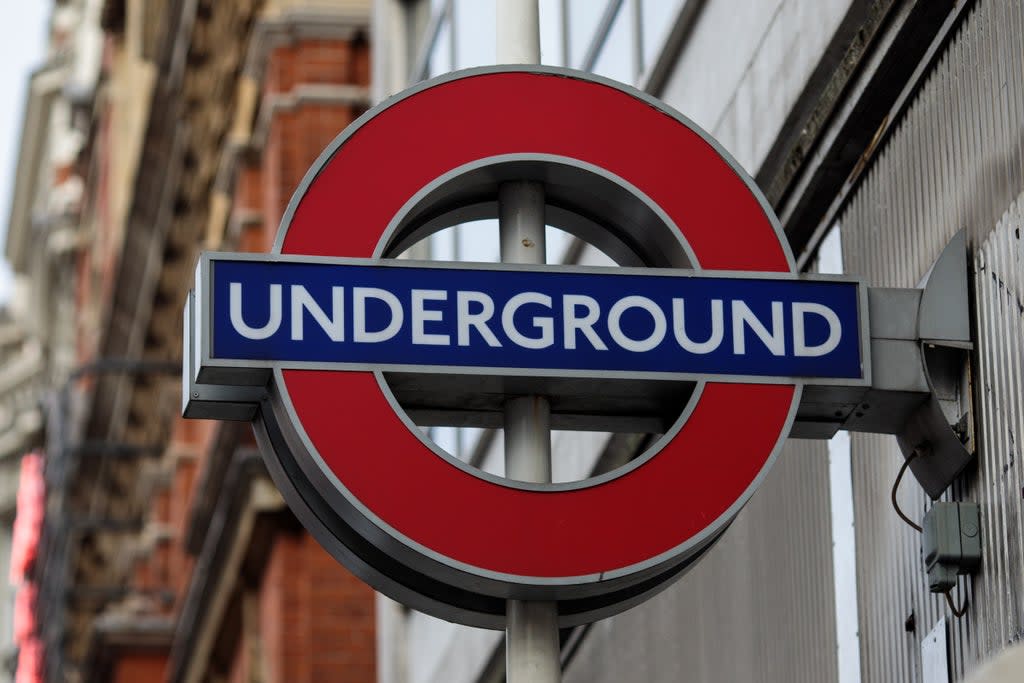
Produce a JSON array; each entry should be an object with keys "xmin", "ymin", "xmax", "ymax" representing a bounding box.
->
[
  {"xmin": 563, "ymin": 439, "xmax": 838, "ymax": 683},
  {"xmin": 840, "ymin": 0, "xmax": 1024, "ymax": 679},
  {"xmin": 848, "ymin": 434, "xmax": 956, "ymax": 682},
  {"xmin": 973, "ymin": 201, "xmax": 1024, "ymax": 658}
]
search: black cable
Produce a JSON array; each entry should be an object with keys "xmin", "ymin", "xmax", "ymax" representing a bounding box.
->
[
  {"xmin": 891, "ymin": 451, "xmax": 923, "ymax": 532},
  {"xmin": 944, "ymin": 589, "xmax": 968, "ymax": 618},
  {"xmin": 890, "ymin": 450, "xmax": 970, "ymax": 618}
]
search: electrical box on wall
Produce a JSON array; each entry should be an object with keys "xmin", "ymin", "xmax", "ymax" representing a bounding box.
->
[{"xmin": 922, "ymin": 502, "xmax": 981, "ymax": 592}]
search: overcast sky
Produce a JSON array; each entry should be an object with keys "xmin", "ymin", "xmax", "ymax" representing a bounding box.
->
[{"xmin": 0, "ymin": 5, "xmax": 49, "ymax": 302}]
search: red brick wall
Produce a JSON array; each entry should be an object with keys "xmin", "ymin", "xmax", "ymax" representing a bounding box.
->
[
  {"xmin": 265, "ymin": 38, "xmax": 370, "ymax": 95},
  {"xmin": 260, "ymin": 533, "xmax": 376, "ymax": 683},
  {"xmin": 259, "ymin": 37, "xmax": 370, "ymax": 232}
]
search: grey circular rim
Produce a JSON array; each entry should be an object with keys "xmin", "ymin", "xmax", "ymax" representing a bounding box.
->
[{"xmin": 370, "ymin": 151, "xmax": 704, "ymax": 493}]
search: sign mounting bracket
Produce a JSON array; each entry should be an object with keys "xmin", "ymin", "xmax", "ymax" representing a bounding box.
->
[{"xmin": 792, "ymin": 231, "xmax": 974, "ymax": 498}]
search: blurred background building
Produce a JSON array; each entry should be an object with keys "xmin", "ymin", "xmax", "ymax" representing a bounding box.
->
[
  {"xmin": 0, "ymin": 0, "xmax": 1019, "ymax": 682},
  {"xmin": 2, "ymin": 1, "xmax": 377, "ymax": 681}
]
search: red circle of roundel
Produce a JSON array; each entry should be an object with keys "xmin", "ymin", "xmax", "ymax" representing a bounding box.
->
[{"xmin": 275, "ymin": 69, "xmax": 797, "ymax": 580}]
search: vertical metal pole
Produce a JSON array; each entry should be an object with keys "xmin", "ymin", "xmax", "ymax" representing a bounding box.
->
[
  {"xmin": 496, "ymin": 0, "xmax": 541, "ymax": 65},
  {"xmin": 499, "ymin": 187, "xmax": 561, "ymax": 683},
  {"xmin": 507, "ymin": 598, "xmax": 560, "ymax": 681},
  {"xmin": 632, "ymin": 0, "xmax": 644, "ymax": 82},
  {"xmin": 497, "ymin": 183, "xmax": 561, "ymax": 683},
  {"xmin": 496, "ymin": 3, "xmax": 560, "ymax": 681},
  {"xmin": 498, "ymin": 181, "xmax": 546, "ymax": 265}
]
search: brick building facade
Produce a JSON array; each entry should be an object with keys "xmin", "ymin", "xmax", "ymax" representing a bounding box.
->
[{"xmin": 4, "ymin": 2, "xmax": 378, "ymax": 681}]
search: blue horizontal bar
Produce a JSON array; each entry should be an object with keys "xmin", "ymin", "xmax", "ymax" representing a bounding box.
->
[{"xmin": 208, "ymin": 258, "xmax": 863, "ymax": 380}]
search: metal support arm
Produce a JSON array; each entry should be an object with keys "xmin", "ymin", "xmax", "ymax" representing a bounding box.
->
[{"xmin": 792, "ymin": 231, "xmax": 974, "ymax": 498}]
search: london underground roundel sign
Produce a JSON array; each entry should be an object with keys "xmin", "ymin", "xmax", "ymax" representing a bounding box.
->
[{"xmin": 185, "ymin": 66, "xmax": 867, "ymax": 627}]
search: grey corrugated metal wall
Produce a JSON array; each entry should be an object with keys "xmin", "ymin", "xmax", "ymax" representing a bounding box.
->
[
  {"xmin": 563, "ymin": 439, "xmax": 838, "ymax": 683},
  {"xmin": 840, "ymin": 0, "xmax": 1024, "ymax": 680}
]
